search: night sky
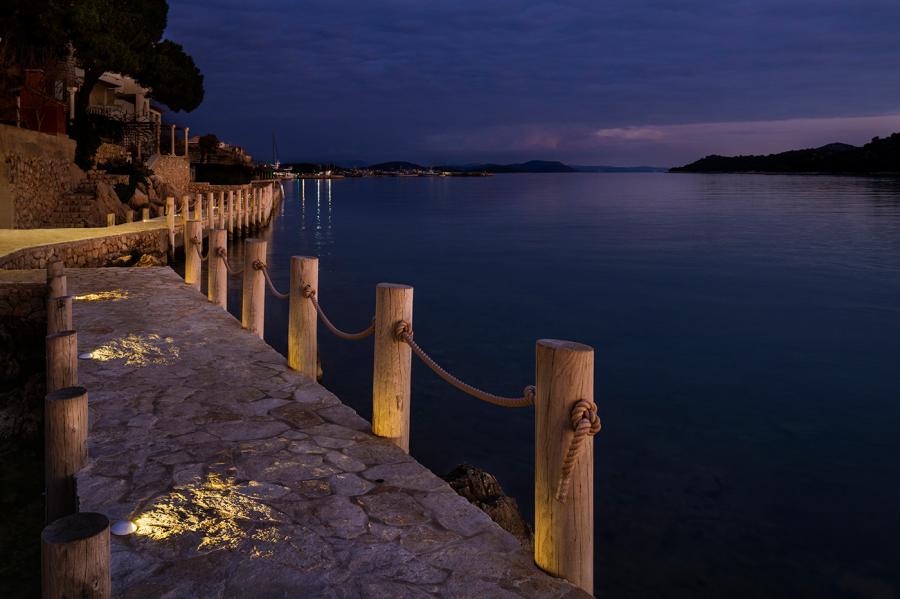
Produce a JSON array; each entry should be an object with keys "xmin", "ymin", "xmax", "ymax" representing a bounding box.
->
[{"xmin": 167, "ymin": 0, "xmax": 900, "ymax": 166}]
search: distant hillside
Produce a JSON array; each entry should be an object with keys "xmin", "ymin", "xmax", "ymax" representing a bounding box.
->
[
  {"xmin": 367, "ymin": 161, "xmax": 426, "ymax": 171},
  {"xmin": 672, "ymin": 133, "xmax": 900, "ymax": 174}
]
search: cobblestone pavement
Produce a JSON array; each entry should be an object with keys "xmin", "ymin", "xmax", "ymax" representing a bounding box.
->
[{"xmin": 70, "ymin": 267, "xmax": 589, "ymax": 598}]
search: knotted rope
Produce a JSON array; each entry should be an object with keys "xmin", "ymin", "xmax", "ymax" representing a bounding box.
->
[
  {"xmin": 217, "ymin": 247, "xmax": 243, "ymax": 276},
  {"xmin": 190, "ymin": 237, "xmax": 209, "ymax": 261},
  {"xmin": 394, "ymin": 321, "xmax": 535, "ymax": 409},
  {"xmin": 254, "ymin": 261, "xmax": 290, "ymax": 300},
  {"xmin": 302, "ymin": 285, "xmax": 375, "ymax": 340},
  {"xmin": 555, "ymin": 399, "xmax": 601, "ymax": 502}
]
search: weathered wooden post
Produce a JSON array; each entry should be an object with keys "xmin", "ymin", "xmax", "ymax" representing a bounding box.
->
[
  {"xmin": 47, "ymin": 296, "xmax": 73, "ymax": 335},
  {"xmin": 181, "ymin": 195, "xmax": 190, "ymax": 229},
  {"xmin": 372, "ymin": 283, "xmax": 413, "ymax": 452},
  {"xmin": 44, "ymin": 385, "xmax": 88, "ymax": 523},
  {"xmin": 106, "ymin": 213, "xmax": 115, "ymax": 227},
  {"xmin": 125, "ymin": 210, "xmax": 133, "ymax": 223},
  {"xmin": 206, "ymin": 192, "xmax": 215, "ymax": 230},
  {"xmin": 141, "ymin": 207, "xmax": 149, "ymax": 222},
  {"xmin": 534, "ymin": 339, "xmax": 595, "ymax": 594},
  {"xmin": 208, "ymin": 229, "xmax": 227, "ymax": 309},
  {"xmin": 218, "ymin": 191, "xmax": 225, "ymax": 229},
  {"xmin": 165, "ymin": 197, "xmax": 175, "ymax": 260},
  {"xmin": 243, "ymin": 187, "xmax": 250, "ymax": 232},
  {"xmin": 288, "ymin": 256, "xmax": 318, "ymax": 377},
  {"xmin": 184, "ymin": 219, "xmax": 202, "ymax": 291},
  {"xmin": 242, "ymin": 239, "xmax": 266, "ymax": 338},
  {"xmin": 46, "ymin": 330, "xmax": 77, "ymax": 393},
  {"xmin": 227, "ymin": 190, "xmax": 235, "ymax": 238},
  {"xmin": 42, "ymin": 512, "xmax": 111, "ymax": 599},
  {"xmin": 47, "ymin": 262, "xmax": 66, "ymax": 298}
]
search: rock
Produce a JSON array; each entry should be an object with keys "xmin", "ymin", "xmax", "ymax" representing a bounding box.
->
[
  {"xmin": 135, "ymin": 254, "xmax": 165, "ymax": 267},
  {"xmin": 443, "ymin": 464, "xmax": 533, "ymax": 547},
  {"xmin": 130, "ymin": 188, "xmax": 149, "ymax": 209},
  {"xmin": 110, "ymin": 254, "xmax": 134, "ymax": 267},
  {"xmin": 94, "ymin": 181, "xmax": 129, "ymax": 224}
]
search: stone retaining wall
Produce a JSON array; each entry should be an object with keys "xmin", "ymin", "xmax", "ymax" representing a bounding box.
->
[
  {"xmin": 0, "ymin": 124, "xmax": 83, "ymax": 229},
  {"xmin": 0, "ymin": 227, "xmax": 169, "ymax": 269},
  {"xmin": 147, "ymin": 154, "xmax": 190, "ymax": 199}
]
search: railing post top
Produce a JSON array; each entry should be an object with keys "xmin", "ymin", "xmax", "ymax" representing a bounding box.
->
[
  {"xmin": 291, "ymin": 255, "xmax": 318, "ymax": 264},
  {"xmin": 376, "ymin": 282, "xmax": 413, "ymax": 290},
  {"xmin": 41, "ymin": 512, "xmax": 109, "ymax": 544},
  {"xmin": 46, "ymin": 386, "xmax": 88, "ymax": 401},
  {"xmin": 536, "ymin": 339, "xmax": 594, "ymax": 355}
]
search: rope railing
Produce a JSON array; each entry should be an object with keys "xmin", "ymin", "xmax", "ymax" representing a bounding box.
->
[
  {"xmin": 166, "ymin": 182, "xmax": 599, "ymax": 592},
  {"xmin": 393, "ymin": 320, "xmax": 535, "ymax": 409},
  {"xmin": 255, "ymin": 261, "xmax": 290, "ymax": 300},
  {"xmin": 302, "ymin": 285, "xmax": 375, "ymax": 340}
]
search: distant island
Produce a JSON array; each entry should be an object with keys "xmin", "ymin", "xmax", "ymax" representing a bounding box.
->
[
  {"xmin": 672, "ymin": 132, "xmax": 900, "ymax": 174},
  {"xmin": 283, "ymin": 160, "xmax": 667, "ymax": 177}
]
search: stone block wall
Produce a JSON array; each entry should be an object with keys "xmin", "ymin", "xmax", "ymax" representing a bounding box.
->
[
  {"xmin": 0, "ymin": 227, "xmax": 170, "ymax": 270},
  {"xmin": 0, "ymin": 124, "xmax": 83, "ymax": 229},
  {"xmin": 147, "ymin": 154, "xmax": 190, "ymax": 199}
]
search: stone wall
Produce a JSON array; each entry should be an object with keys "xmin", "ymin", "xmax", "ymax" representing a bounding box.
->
[
  {"xmin": 147, "ymin": 154, "xmax": 190, "ymax": 199},
  {"xmin": 0, "ymin": 227, "xmax": 170, "ymax": 270},
  {"xmin": 0, "ymin": 124, "xmax": 83, "ymax": 229}
]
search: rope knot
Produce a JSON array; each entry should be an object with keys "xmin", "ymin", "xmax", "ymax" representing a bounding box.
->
[
  {"xmin": 216, "ymin": 247, "xmax": 226, "ymax": 258},
  {"xmin": 253, "ymin": 260, "xmax": 267, "ymax": 271},
  {"xmin": 394, "ymin": 320, "xmax": 412, "ymax": 342},
  {"xmin": 190, "ymin": 236, "xmax": 203, "ymax": 246},
  {"xmin": 301, "ymin": 284, "xmax": 316, "ymax": 298},
  {"xmin": 523, "ymin": 385, "xmax": 536, "ymax": 405},
  {"xmin": 570, "ymin": 399, "xmax": 601, "ymax": 435}
]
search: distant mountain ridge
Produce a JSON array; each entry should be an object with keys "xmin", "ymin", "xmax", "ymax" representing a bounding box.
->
[{"xmin": 672, "ymin": 133, "xmax": 900, "ymax": 174}]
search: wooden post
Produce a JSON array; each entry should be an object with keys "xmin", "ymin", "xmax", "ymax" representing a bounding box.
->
[
  {"xmin": 125, "ymin": 210, "xmax": 133, "ymax": 223},
  {"xmin": 208, "ymin": 229, "xmax": 227, "ymax": 309},
  {"xmin": 196, "ymin": 192, "xmax": 204, "ymax": 222},
  {"xmin": 227, "ymin": 190, "xmax": 234, "ymax": 238},
  {"xmin": 534, "ymin": 339, "xmax": 595, "ymax": 593},
  {"xmin": 47, "ymin": 295, "xmax": 73, "ymax": 335},
  {"xmin": 181, "ymin": 195, "xmax": 190, "ymax": 229},
  {"xmin": 142, "ymin": 207, "xmax": 149, "ymax": 221},
  {"xmin": 165, "ymin": 197, "xmax": 175, "ymax": 260},
  {"xmin": 184, "ymin": 219, "xmax": 202, "ymax": 291},
  {"xmin": 243, "ymin": 187, "xmax": 250, "ymax": 232},
  {"xmin": 241, "ymin": 239, "xmax": 266, "ymax": 338},
  {"xmin": 106, "ymin": 213, "xmax": 115, "ymax": 227},
  {"xmin": 288, "ymin": 256, "xmax": 318, "ymax": 377},
  {"xmin": 372, "ymin": 283, "xmax": 413, "ymax": 452},
  {"xmin": 46, "ymin": 330, "xmax": 77, "ymax": 393},
  {"xmin": 47, "ymin": 262, "xmax": 66, "ymax": 298},
  {"xmin": 42, "ymin": 512, "xmax": 111, "ymax": 599},
  {"xmin": 206, "ymin": 192, "xmax": 215, "ymax": 230},
  {"xmin": 217, "ymin": 191, "xmax": 225, "ymax": 229},
  {"xmin": 44, "ymin": 386, "xmax": 88, "ymax": 523}
]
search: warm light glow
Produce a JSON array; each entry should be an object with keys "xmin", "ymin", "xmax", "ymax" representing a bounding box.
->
[
  {"xmin": 74, "ymin": 289, "xmax": 130, "ymax": 302},
  {"xmin": 89, "ymin": 333, "xmax": 180, "ymax": 366},
  {"xmin": 132, "ymin": 474, "xmax": 283, "ymax": 556}
]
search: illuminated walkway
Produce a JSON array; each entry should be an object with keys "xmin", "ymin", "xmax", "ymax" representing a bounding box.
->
[
  {"xmin": 0, "ymin": 218, "xmax": 167, "ymax": 259},
  {"xmin": 70, "ymin": 267, "xmax": 587, "ymax": 598}
]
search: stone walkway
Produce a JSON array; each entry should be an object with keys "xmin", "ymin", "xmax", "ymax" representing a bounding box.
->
[
  {"xmin": 0, "ymin": 218, "xmax": 167, "ymax": 259},
  {"xmin": 69, "ymin": 267, "xmax": 588, "ymax": 598}
]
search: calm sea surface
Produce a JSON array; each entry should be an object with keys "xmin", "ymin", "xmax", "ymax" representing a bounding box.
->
[{"xmin": 213, "ymin": 173, "xmax": 900, "ymax": 597}]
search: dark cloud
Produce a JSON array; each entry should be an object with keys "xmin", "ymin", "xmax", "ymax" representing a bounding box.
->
[{"xmin": 166, "ymin": 0, "xmax": 900, "ymax": 165}]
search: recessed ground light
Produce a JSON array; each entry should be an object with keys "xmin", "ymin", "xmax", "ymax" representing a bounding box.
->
[
  {"xmin": 111, "ymin": 520, "xmax": 137, "ymax": 536},
  {"xmin": 78, "ymin": 352, "xmax": 93, "ymax": 360}
]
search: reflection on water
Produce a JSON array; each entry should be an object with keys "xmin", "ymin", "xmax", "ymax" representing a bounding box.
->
[{"xmin": 216, "ymin": 173, "xmax": 900, "ymax": 597}]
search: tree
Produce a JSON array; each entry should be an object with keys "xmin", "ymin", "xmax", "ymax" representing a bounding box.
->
[{"xmin": 66, "ymin": 0, "xmax": 204, "ymax": 167}]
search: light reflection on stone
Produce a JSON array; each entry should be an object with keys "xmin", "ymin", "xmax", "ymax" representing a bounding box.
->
[
  {"xmin": 74, "ymin": 289, "xmax": 130, "ymax": 302},
  {"xmin": 133, "ymin": 473, "xmax": 283, "ymax": 556},
  {"xmin": 89, "ymin": 333, "xmax": 180, "ymax": 366}
]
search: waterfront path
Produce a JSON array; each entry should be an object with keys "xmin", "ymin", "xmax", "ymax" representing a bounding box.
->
[
  {"xmin": 69, "ymin": 267, "xmax": 588, "ymax": 598},
  {"xmin": 0, "ymin": 219, "xmax": 168, "ymax": 259}
]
